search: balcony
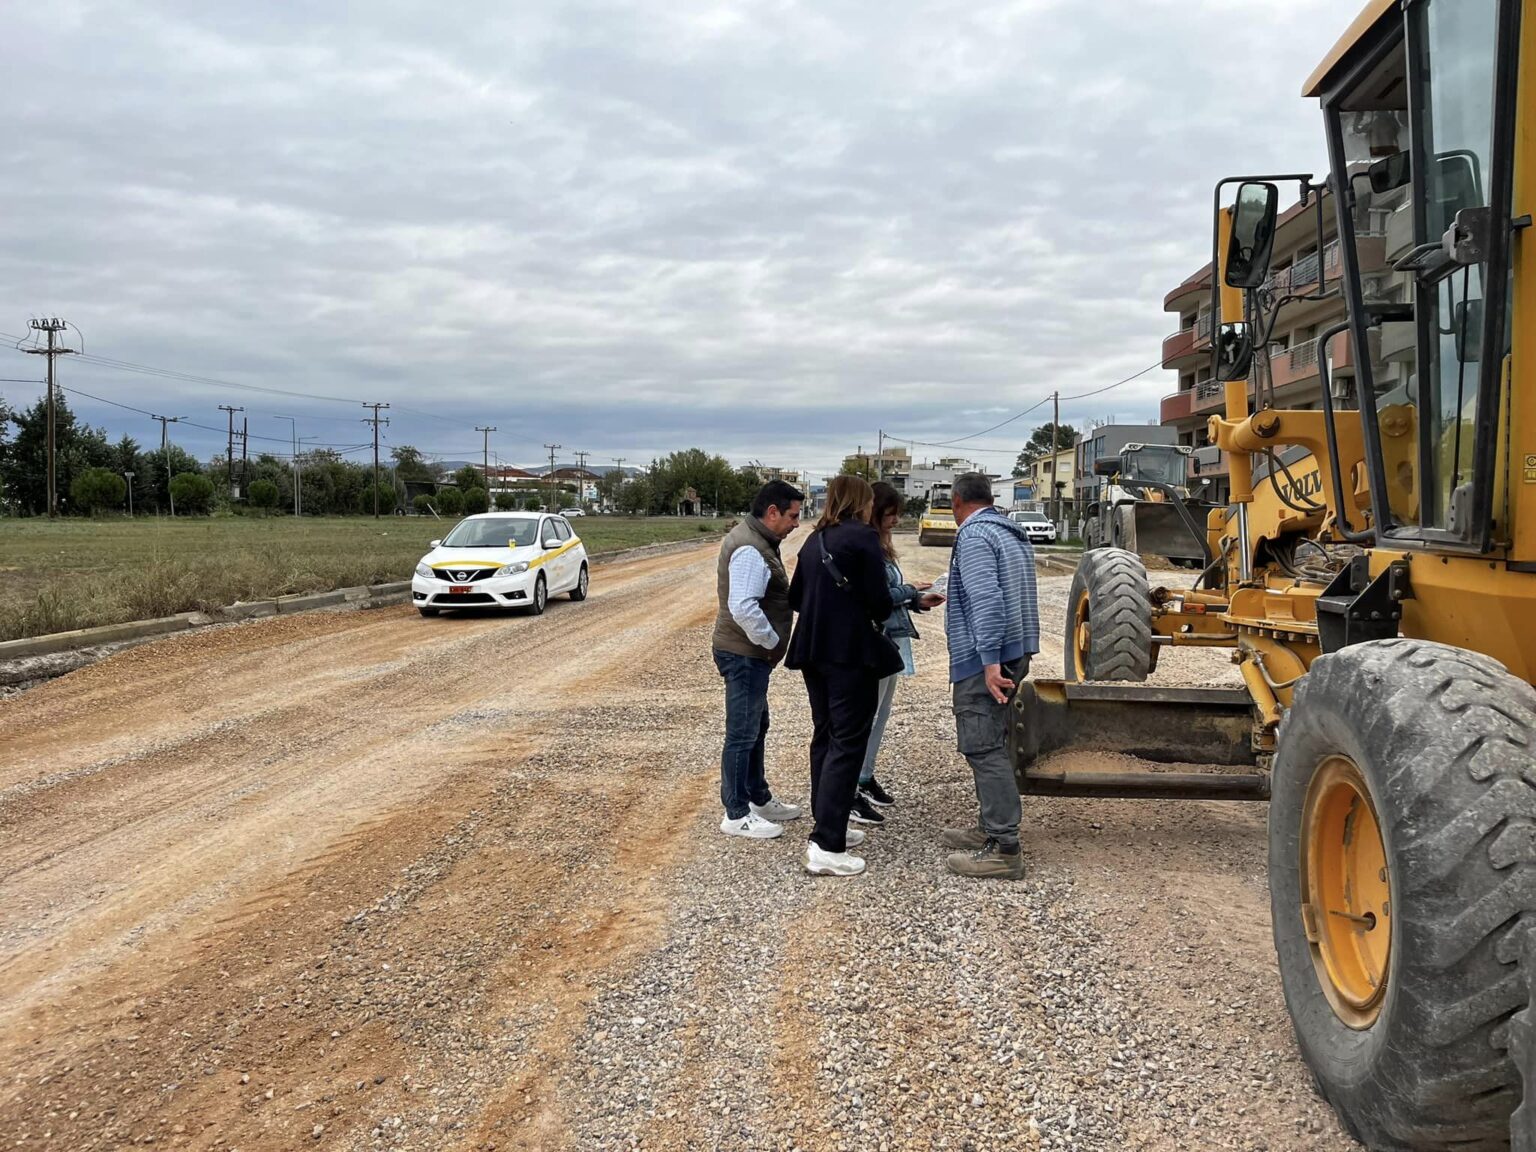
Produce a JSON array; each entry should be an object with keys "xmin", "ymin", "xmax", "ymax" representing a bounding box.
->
[
  {"xmin": 1161, "ymin": 313, "xmax": 1213, "ymax": 369},
  {"xmin": 1269, "ymin": 341, "xmax": 1320, "ymax": 390},
  {"xmin": 1192, "ymin": 378, "xmax": 1228, "ymax": 412},
  {"xmin": 1160, "ymin": 390, "xmax": 1193, "ymax": 423}
]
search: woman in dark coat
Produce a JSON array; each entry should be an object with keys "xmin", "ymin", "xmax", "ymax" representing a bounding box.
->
[{"xmin": 786, "ymin": 475, "xmax": 902, "ymax": 876}]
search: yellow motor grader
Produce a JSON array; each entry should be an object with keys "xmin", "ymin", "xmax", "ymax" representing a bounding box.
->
[{"xmin": 1011, "ymin": 1, "xmax": 1536, "ymax": 1147}]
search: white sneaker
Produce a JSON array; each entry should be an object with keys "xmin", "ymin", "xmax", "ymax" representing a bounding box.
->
[
  {"xmin": 845, "ymin": 827, "xmax": 866, "ymax": 847},
  {"xmin": 720, "ymin": 812, "xmax": 783, "ymax": 840},
  {"xmin": 805, "ymin": 843, "xmax": 866, "ymax": 876},
  {"xmin": 751, "ymin": 797, "xmax": 803, "ymax": 822}
]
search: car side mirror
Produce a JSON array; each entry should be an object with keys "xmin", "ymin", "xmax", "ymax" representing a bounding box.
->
[
  {"xmin": 1214, "ymin": 322, "xmax": 1254, "ymax": 382},
  {"xmin": 544, "ymin": 539, "xmax": 560, "ymax": 550},
  {"xmin": 1224, "ymin": 181, "xmax": 1279, "ymax": 289},
  {"xmin": 429, "ymin": 539, "xmax": 441, "ymax": 548}
]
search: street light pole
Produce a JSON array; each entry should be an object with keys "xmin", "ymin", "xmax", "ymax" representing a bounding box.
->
[{"xmin": 273, "ymin": 415, "xmax": 298, "ymax": 515}]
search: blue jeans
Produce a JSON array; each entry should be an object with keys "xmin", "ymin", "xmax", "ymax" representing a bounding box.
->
[
  {"xmin": 860, "ymin": 673, "xmax": 900, "ymax": 782},
  {"xmin": 714, "ymin": 648, "xmax": 775, "ymax": 819}
]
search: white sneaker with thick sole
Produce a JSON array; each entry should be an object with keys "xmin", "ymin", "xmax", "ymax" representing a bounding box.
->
[
  {"xmin": 720, "ymin": 812, "xmax": 783, "ymax": 840},
  {"xmin": 845, "ymin": 827, "xmax": 866, "ymax": 847},
  {"xmin": 805, "ymin": 843, "xmax": 866, "ymax": 876},
  {"xmin": 750, "ymin": 797, "xmax": 803, "ymax": 822}
]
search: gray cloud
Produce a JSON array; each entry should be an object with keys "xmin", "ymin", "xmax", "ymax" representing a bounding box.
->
[{"xmin": 3, "ymin": 0, "xmax": 1341, "ymax": 474}]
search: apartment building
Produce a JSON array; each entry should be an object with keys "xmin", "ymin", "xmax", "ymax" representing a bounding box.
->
[
  {"xmin": 1018, "ymin": 447, "xmax": 1076, "ymax": 506},
  {"xmin": 1156, "ymin": 182, "xmax": 1404, "ymax": 504}
]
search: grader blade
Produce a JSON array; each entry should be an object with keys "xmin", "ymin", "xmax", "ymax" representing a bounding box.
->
[{"xmin": 1009, "ymin": 680, "xmax": 1268, "ymax": 801}]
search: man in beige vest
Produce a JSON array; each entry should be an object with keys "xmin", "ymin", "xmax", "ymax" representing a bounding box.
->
[{"xmin": 713, "ymin": 480, "xmax": 805, "ymax": 839}]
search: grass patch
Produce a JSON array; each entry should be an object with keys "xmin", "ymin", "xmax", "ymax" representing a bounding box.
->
[{"xmin": 0, "ymin": 515, "xmax": 729, "ymax": 642}]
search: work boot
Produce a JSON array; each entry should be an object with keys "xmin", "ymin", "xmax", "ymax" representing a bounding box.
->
[
  {"xmin": 947, "ymin": 838, "xmax": 1024, "ymax": 880},
  {"xmin": 939, "ymin": 826, "xmax": 989, "ymax": 851}
]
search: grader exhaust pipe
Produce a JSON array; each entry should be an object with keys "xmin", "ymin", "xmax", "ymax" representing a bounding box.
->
[{"xmin": 1009, "ymin": 680, "xmax": 1268, "ymax": 801}]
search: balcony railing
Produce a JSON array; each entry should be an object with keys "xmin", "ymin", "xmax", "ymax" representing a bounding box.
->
[
  {"xmin": 1262, "ymin": 240, "xmax": 1343, "ymax": 296},
  {"xmin": 1193, "ymin": 379, "xmax": 1226, "ymax": 411}
]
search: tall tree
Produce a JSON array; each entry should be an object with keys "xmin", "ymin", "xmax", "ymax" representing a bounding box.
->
[{"xmin": 1013, "ymin": 423, "xmax": 1081, "ymax": 478}]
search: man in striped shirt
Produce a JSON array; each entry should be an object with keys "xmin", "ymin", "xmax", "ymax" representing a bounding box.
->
[{"xmin": 940, "ymin": 472, "xmax": 1040, "ymax": 879}]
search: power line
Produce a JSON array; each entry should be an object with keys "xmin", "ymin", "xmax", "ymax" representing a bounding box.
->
[{"xmin": 889, "ymin": 360, "xmax": 1164, "ymax": 449}]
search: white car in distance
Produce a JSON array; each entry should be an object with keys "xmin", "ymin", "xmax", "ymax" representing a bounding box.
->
[
  {"xmin": 412, "ymin": 512, "xmax": 589, "ymax": 618},
  {"xmin": 1008, "ymin": 508, "xmax": 1058, "ymax": 544}
]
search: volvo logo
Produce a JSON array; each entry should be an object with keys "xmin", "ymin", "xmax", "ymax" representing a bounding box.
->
[{"xmin": 454, "ymin": 570, "xmax": 471, "ymax": 582}]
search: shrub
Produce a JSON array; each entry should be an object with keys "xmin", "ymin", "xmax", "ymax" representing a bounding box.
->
[
  {"xmin": 70, "ymin": 467, "xmax": 126, "ymax": 514},
  {"xmin": 249, "ymin": 479, "xmax": 280, "ymax": 511},
  {"xmin": 169, "ymin": 472, "xmax": 216, "ymax": 515},
  {"xmin": 412, "ymin": 493, "xmax": 436, "ymax": 515},
  {"xmin": 493, "ymin": 491, "xmax": 518, "ymax": 510},
  {"xmin": 523, "ymin": 497, "xmax": 541, "ymax": 511},
  {"xmin": 363, "ymin": 482, "xmax": 396, "ymax": 515},
  {"xmin": 436, "ymin": 487, "xmax": 465, "ymax": 515},
  {"xmin": 463, "ymin": 486, "xmax": 489, "ymax": 514}
]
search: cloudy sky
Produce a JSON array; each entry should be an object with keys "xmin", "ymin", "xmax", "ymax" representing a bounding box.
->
[{"xmin": 3, "ymin": 0, "xmax": 1347, "ymax": 477}]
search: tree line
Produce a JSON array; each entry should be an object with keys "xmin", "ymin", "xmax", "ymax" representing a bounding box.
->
[{"xmin": 0, "ymin": 393, "xmax": 768, "ymax": 518}]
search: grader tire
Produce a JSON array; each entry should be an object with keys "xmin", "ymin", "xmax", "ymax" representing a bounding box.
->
[
  {"xmin": 1062, "ymin": 547, "xmax": 1152, "ymax": 682},
  {"xmin": 1270, "ymin": 639, "xmax": 1536, "ymax": 1151},
  {"xmin": 1082, "ymin": 518, "xmax": 1103, "ymax": 551}
]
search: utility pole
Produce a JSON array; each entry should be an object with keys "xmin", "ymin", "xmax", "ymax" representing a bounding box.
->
[
  {"xmin": 23, "ymin": 318, "xmax": 77, "ymax": 518},
  {"xmin": 476, "ymin": 425, "xmax": 497, "ymax": 495},
  {"xmin": 363, "ymin": 403, "xmax": 391, "ymax": 518},
  {"xmin": 151, "ymin": 414, "xmax": 185, "ymax": 516},
  {"xmin": 219, "ymin": 405, "xmax": 244, "ymax": 502},
  {"xmin": 877, "ymin": 429, "xmax": 885, "ymax": 480},
  {"xmin": 124, "ymin": 470, "xmax": 135, "ymax": 517},
  {"xmin": 240, "ymin": 416, "xmax": 249, "ymax": 497},
  {"xmin": 610, "ymin": 457, "xmax": 625, "ymax": 512},
  {"xmin": 1051, "ymin": 389, "xmax": 1061, "ymax": 525},
  {"xmin": 544, "ymin": 443, "xmax": 561, "ymax": 511},
  {"xmin": 273, "ymin": 416, "xmax": 298, "ymax": 515},
  {"xmin": 574, "ymin": 451, "xmax": 586, "ymax": 506}
]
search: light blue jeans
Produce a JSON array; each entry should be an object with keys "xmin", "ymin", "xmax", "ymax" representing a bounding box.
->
[{"xmin": 860, "ymin": 672, "xmax": 901, "ymax": 782}]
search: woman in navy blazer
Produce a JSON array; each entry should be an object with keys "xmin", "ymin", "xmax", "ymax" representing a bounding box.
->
[{"xmin": 787, "ymin": 475, "xmax": 901, "ymax": 876}]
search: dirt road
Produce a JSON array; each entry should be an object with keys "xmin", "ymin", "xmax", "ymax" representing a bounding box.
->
[{"xmin": 0, "ymin": 536, "xmax": 1359, "ymax": 1150}]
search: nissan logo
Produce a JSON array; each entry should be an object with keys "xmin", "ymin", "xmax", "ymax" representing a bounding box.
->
[{"xmin": 454, "ymin": 570, "xmax": 470, "ymax": 582}]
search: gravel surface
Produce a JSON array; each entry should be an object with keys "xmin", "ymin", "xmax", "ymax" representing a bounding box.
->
[{"xmin": 0, "ymin": 536, "xmax": 1361, "ymax": 1150}]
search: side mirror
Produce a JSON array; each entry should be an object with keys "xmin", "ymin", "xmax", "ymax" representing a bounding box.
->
[
  {"xmin": 544, "ymin": 538, "xmax": 561, "ymax": 550},
  {"xmin": 1214, "ymin": 322, "xmax": 1254, "ymax": 382},
  {"xmin": 1224, "ymin": 182, "xmax": 1280, "ymax": 289},
  {"xmin": 429, "ymin": 539, "xmax": 441, "ymax": 548},
  {"xmin": 1368, "ymin": 151, "xmax": 1411, "ymax": 194},
  {"xmin": 1093, "ymin": 458, "xmax": 1119, "ymax": 477}
]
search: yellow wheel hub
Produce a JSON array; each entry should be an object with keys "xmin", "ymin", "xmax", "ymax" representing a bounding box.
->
[
  {"xmin": 1072, "ymin": 594, "xmax": 1090, "ymax": 679},
  {"xmin": 1301, "ymin": 756, "xmax": 1391, "ymax": 1029}
]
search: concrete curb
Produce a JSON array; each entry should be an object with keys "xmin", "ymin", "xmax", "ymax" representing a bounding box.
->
[{"xmin": 0, "ymin": 614, "xmax": 198, "ymax": 661}]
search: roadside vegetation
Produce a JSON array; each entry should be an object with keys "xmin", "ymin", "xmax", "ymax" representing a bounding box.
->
[{"xmin": 0, "ymin": 516, "xmax": 728, "ymax": 641}]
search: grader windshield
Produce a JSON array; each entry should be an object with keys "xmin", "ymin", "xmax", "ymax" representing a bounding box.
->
[{"xmin": 1316, "ymin": 0, "xmax": 1519, "ymax": 548}]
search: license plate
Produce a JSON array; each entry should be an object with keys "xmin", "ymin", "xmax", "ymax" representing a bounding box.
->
[{"xmin": 449, "ymin": 585, "xmax": 471, "ymax": 594}]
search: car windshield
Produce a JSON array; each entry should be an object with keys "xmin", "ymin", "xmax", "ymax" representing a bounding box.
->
[{"xmin": 439, "ymin": 517, "xmax": 539, "ymax": 548}]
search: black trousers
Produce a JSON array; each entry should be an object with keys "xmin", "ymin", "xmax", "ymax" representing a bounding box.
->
[{"xmin": 802, "ymin": 662, "xmax": 880, "ymax": 853}]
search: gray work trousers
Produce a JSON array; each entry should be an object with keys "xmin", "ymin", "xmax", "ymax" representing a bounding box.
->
[{"xmin": 952, "ymin": 657, "xmax": 1029, "ymax": 850}]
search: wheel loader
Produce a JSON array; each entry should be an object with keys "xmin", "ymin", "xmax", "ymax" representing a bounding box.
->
[
  {"xmin": 1079, "ymin": 441, "xmax": 1219, "ymax": 566},
  {"xmin": 1011, "ymin": 2, "xmax": 1536, "ymax": 1147}
]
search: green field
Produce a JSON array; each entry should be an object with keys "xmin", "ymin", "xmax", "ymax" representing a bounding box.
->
[{"xmin": 0, "ymin": 515, "xmax": 729, "ymax": 642}]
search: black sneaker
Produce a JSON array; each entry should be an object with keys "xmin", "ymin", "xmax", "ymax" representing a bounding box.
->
[
  {"xmin": 849, "ymin": 793, "xmax": 886, "ymax": 825},
  {"xmin": 860, "ymin": 777, "xmax": 895, "ymax": 807}
]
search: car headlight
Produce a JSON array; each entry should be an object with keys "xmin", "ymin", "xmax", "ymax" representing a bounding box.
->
[
  {"xmin": 494, "ymin": 561, "xmax": 530, "ymax": 577},
  {"xmin": 415, "ymin": 561, "xmax": 434, "ymax": 578}
]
